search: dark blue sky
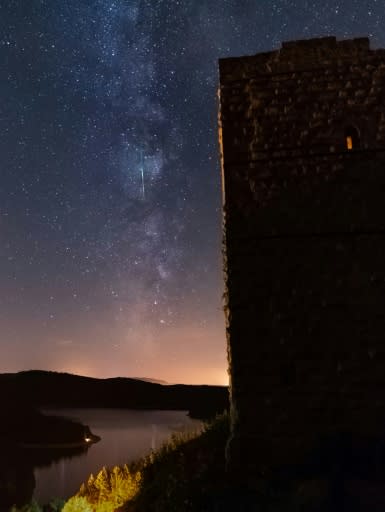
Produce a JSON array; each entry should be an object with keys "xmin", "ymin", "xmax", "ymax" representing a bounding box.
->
[{"xmin": 0, "ymin": 0, "xmax": 383, "ymax": 383}]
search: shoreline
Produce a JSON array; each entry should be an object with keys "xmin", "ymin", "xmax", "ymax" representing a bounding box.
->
[{"xmin": 18, "ymin": 435, "xmax": 101, "ymax": 450}]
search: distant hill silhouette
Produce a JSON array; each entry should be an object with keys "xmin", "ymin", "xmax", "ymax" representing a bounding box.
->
[
  {"xmin": 0, "ymin": 370, "xmax": 228, "ymax": 419},
  {"xmin": 132, "ymin": 376, "xmax": 169, "ymax": 384}
]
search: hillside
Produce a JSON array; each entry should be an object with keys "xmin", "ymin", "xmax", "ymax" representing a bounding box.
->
[{"xmin": 0, "ymin": 370, "xmax": 228, "ymax": 419}]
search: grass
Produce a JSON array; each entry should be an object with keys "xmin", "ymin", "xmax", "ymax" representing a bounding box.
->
[{"xmin": 125, "ymin": 412, "xmax": 230, "ymax": 512}]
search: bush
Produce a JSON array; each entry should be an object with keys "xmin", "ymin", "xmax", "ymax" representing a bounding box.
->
[{"xmin": 62, "ymin": 464, "xmax": 141, "ymax": 512}]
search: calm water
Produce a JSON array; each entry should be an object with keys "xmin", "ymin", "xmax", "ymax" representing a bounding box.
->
[{"xmin": 33, "ymin": 409, "xmax": 202, "ymax": 503}]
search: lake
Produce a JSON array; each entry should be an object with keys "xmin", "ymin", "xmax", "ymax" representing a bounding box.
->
[{"xmin": 33, "ymin": 409, "xmax": 202, "ymax": 504}]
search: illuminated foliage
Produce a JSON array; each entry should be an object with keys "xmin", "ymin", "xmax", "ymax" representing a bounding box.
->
[
  {"xmin": 63, "ymin": 464, "xmax": 141, "ymax": 512},
  {"xmin": 62, "ymin": 496, "xmax": 93, "ymax": 512}
]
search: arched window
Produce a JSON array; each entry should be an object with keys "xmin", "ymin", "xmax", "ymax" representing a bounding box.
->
[{"xmin": 345, "ymin": 125, "xmax": 360, "ymax": 150}]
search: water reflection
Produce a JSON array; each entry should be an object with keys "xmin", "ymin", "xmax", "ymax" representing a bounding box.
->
[
  {"xmin": 0, "ymin": 442, "xmax": 89, "ymax": 510},
  {"xmin": 151, "ymin": 424, "xmax": 157, "ymax": 451},
  {"xmin": 33, "ymin": 409, "xmax": 201, "ymax": 504}
]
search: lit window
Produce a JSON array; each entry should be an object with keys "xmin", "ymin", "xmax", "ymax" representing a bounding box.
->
[
  {"xmin": 346, "ymin": 135, "xmax": 353, "ymax": 150},
  {"xmin": 345, "ymin": 126, "xmax": 360, "ymax": 150}
]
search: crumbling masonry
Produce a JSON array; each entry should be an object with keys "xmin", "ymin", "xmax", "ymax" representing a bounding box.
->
[{"xmin": 218, "ymin": 37, "xmax": 385, "ymax": 477}]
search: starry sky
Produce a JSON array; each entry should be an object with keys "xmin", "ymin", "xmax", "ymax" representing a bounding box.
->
[{"xmin": 0, "ymin": 1, "xmax": 383, "ymax": 384}]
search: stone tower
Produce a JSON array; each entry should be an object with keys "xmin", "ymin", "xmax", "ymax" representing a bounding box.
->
[{"xmin": 218, "ymin": 37, "xmax": 385, "ymax": 478}]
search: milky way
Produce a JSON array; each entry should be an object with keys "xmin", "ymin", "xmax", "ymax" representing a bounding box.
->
[{"xmin": 0, "ymin": 1, "xmax": 383, "ymax": 383}]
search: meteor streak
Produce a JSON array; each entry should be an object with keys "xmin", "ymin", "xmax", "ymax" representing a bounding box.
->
[{"xmin": 139, "ymin": 150, "xmax": 145, "ymax": 200}]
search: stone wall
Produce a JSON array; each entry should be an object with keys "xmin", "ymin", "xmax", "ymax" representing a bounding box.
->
[{"xmin": 218, "ymin": 37, "xmax": 385, "ymax": 479}]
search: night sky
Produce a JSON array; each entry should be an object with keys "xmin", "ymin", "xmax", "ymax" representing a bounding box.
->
[{"xmin": 0, "ymin": 1, "xmax": 383, "ymax": 384}]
